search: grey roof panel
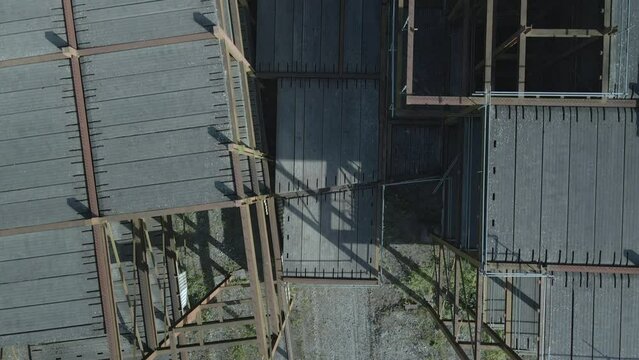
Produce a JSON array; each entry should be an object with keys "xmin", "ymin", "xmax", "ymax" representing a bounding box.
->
[
  {"xmin": 513, "ymin": 106, "xmax": 543, "ymax": 262},
  {"xmin": 282, "ymin": 187, "xmax": 376, "ymax": 279},
  {"xmin": 74, "ymin": 0, "xmax": 218, "ymax": 47},
  {"xmin": 487, "ymin": 106, "xmax": 639, "ymax": 265},
  {"xmin": 487, "ymin": 105, "xmax": 516, "ymax": 260},
  {"xmin": 0, "ymin": 0, "xmax": 67, "ymax": 61},
  {"xmin": 82, "ymin": 41, "xmax": 236, "ymax": 214},
  {"xmin": 567, "ymin": 107, "xmax": 597, "ymax": 264},
  {"xmin": 539, "ymin": 107, "xmax": 570, "ymax": 264},
  {"xmin": 256, "ymin": 0, "xmax": 379, "ymax": 74},
  {"xmin": 0, "ymin": 61, "xmax": 88, "ymax": 229},
  {"xmin": 0, "ymin": 227, "xmax": 103, "ymax": 347},
  {"xmin": 623, "ymin": 112, "xmax": 639, "ymax": 263},
  {"xmin": 275, "ymin": 79, "xmax": 379, "ymax": 194},
  {"xmin": 620, "ymin": 274, "xmax": 639, "ymax": 358}
]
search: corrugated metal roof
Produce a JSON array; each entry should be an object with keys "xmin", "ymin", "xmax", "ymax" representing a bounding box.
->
[
  {"xmin": 275, "ymin": 78, "xmax": 379, "ymax": 194},
  {"xmin": 0, "ymin": 228, "xmax": 105, "ymax": 347},
  {"xmin": 0, "ymin": 0, "xmax": 67, "ymax": 61},
  {"xmin": 486, "ymin": 106, "xmax": 639, "ymax": 265},
  {"xmin": 256, "ymin": 0, "xmax": 380, "ymax": 74},
  {"xmin": 0, "ymin": 61, "xmax": 88, "ymax": 229},
  {"xmin": 83, "ymin": 40, "xmax": 237, "ymax": 215},
  {"xmin": 281, "ymin": 186, "xmax": 377, "ymax": 279}
]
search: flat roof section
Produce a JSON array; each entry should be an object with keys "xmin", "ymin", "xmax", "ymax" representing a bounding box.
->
[
  {"xmin": 82, "ymin": 40, "xmax": 237, "ymax": 215},
  {"xmin": 0, "ymin": 0, "xmax": 67, "ymax": 61},
  {"xmin": 487, "ymin": 106, "xmax": 639, "ymax": 265},
  {"xmin": 0, "ymin": 227, "xmax": 107, "ymax": 354},
  {"xmin": 543, "ymin": 272, "xmax": 639, "ymax": 359},
  {"xmin": 0, "ymin": 61, "xmax": 88, "ymax": 230},
  {"xmin": 275, "ymin": 78, "xmax": 379, "ymax": 194},
  {"xmin": 281, "ymin": 187, "xmax": 377, "ymax": 280},
  {"xmin": 72, "ymin": 0, "xmax": 218, "ymax": 48},
  {"xmin": 256, "ymin": 0, "xmax": 380, "ymax": 74}
]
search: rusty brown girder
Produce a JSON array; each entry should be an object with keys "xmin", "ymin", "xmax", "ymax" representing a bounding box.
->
[
  {"xmin": 61, "ymin": 1, "xmax": 121, "ymax": 358},
  {"xmin": 406, "ymin": 95, "xmax": 638, "ymax": 108}
]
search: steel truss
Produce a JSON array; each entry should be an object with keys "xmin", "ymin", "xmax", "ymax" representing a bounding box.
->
[
  {"xmin": 0, "ymin": 0, "xmax": 290, "ymax": 359},
  {"xmin": 402, "ymin": 0, "xmax": 632, "ymax": 108}
]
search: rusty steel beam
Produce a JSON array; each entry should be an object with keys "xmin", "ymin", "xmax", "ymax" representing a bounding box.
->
[
  {"xmin": 406, "ymin": 0, "xmax": 416, "ymax": 94},
  {"xmin": 504, "ymin": 277, "xmax": 513, "ymax": 346},
  {"xmin": 484, "ymin": 0, "xmax": 495, "ymax": 92},
  {"xmin": 602, "ymin": 0, "xmax": 612, "ymax": 93},
  {"xmin": 432, "ymin": 234, "xmax": 481, "ymax": 268},
  {"xmin": 239, "ymin": 205, "xmax": 270, "ymax": 357},
  {"xmin": 270, "ymin": 297, "xmax": 295, "ymax": 359},
  {"xmin": 406, "ymin": 95, "xmax": 638, "ymax": 108},
  {"xmin": 422, "ymin": 299, "xmax": 471, "ymax": 360},
  {"xmin": 474, "ymin": 270, "xmax": 484, "ymax": 359},
  {"xmin": 526, "ymin": 28, "xmax": 606, "ymax": 37},
  {"xmin": 518, "ymin": 0, "xmax": 528, "ymax": 93},
  {"xmin": 488, "ymin": 262, "xmax": 639, "ymax": 274},
  {"xmin": 151, "ymin": 338, "xmax": 258, "ymax": 356},
  {"xmin": 134, "ymin": 220, "xmax": 158, "ymax": 351},
  {"xmin": 0, "ymin": 52, "xmax": 67, "ymax": 69},
  {"xmin": 0, "ymin": 199, "xmax": 244, "ymax": 238},
  {"xmin": 475, "ymin": 26, "xmax": 531, "ymax": 70},
  {"xmin": 61, "ymin": 1, "xmax": 121, "ymax": 358},
  {"xmin": 453, "ymin": 255, "xmax": 462, "ymax": 339}
]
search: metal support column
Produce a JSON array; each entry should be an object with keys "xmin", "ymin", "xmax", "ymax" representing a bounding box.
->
[
  {"xmin": 134, "ymin": 220, "xmax": 158, "ymax": 351},
  {"xmin": 518, "ymin": 0, "xmax": 528, "ymax": 93}
]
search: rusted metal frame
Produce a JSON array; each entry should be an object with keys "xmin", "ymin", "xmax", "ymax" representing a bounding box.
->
[
  {"xmin": 228, "ymin": 143, "xmax": 270, "ymax": 160},
  {"xmin": 602, "ymin": 0, "xmax": 612, "ymax": 93},
  {"xmin": 145, "ymin": 277, "xmax": 232, "ymax": 359},
  {"xmin": 281, "ymin": 277, "xmax": 379, "ymax": 286},
  {"xmin": 214, "ymin": 26, "xmax": 253, "ymax": 72},
  {"xmin": 160, "ymin": 216, "xmax": 182, "ymax": 322},
  {"xmin": 239, "ymin": 204, "xmax": 270, "ymax": 358},
  {"xmin": 526, "ymin": 28, "xmax": 606, "ymax": 37},
  {"xmin": 133, "ymin": 220, "xmax": 158, "ymax": 351},
  {"xmin": 269, "ymin": 297, "xmax": 295, "ymax": 359},
  {"xmin": 537, "ymin": 277, "xmax": 547, "ymax": 360},
  {"xmin": 488, "ymin": 262, "xmax": 639, "ymax": 274},
  {"xmin": 474, "ymin": 269, "xmax": 484, "ymax": 359},
  {"xmin": 178, "ymin": 317, "xmax": 256, "ymax": 332},
  {"xmin": 434, "ymin": 259, "xmax": 523, "ymax": 360},
  {"xmin": 461, "ymin": 0, "xmax": 471, "ymax": 94},
  {"xmin": 453, "ymin": 255, "xmax": 462, "ymax": 339},
  {"xmin": 222, "ymin": 33, "xmax": 269, "ymax": 357},
  {"xmin": 374, "ymin": 0, "xmax": 389, "ymax": 277},
  {"xmin": 152, "ymin": 337, "xmax": 258, "ymax": 355},
  {"xmin": 104, "ymin": 223, "xmax": 144, "ymax": 353},
  {"xmin": 160, "ymin": 216, "xmax": 188, "ymax": 360},
  {"xmin": 0, "ymin": 52, "xmax": 67, "ymax": 69},
  {"xmin": 228, "ymin": 0, "xmax": 245, "ymax": 54},
  {"xmin": 518, "ymin": 0, "xmax": 527, "ymax": 93},
  {"xmin": 61, "ymin": 1, "xmax": 121, "ymax": 358},
  {"xmin": 256, "ymin": 200, "xmax": 282, "ymax": 337},
  {"xmin": 484, "ymin": 0, "xmax": 495, "ymax": 93},
  {"xmin": 504, "ymin": 276, "xmax": 513, "ymax": 346},
  {"xmin": 432, "ymin": 234, "xmax": 481, "ymax": 268},
  {"xmin": 338, "ymin": 0, "xmax": 346, "ymax": 75},
  {"xmin": 405, "ymin": 95, "xmax": 638, "ymax": 107},
  {"xmin": 475, "ymin": 26, "xmax": 531, "ymax": 71},
  {"xmin": 422, "ymin": 298, "xmax": 471, "ymax": 360},
  {"xmin": 406, "ymin": 0, "xmax": 415, "ymax": 94},
  {"xmin": 438, "ymin": 245, "xmax": 445, "ymax": 315}
]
